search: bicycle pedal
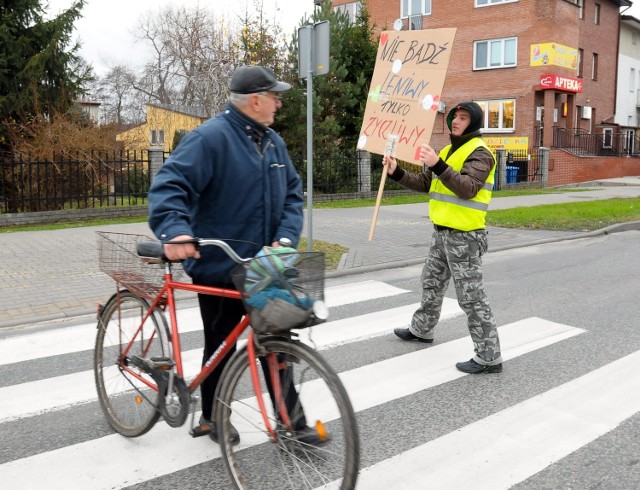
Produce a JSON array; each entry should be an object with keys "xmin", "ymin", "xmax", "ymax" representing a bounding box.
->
[
  {"xmin": 148, "ymin": 357, "xmax": 174, "ymax": 369},
  {"xmin": 129, "ymin": 355, "xmax": 173, "ymax": 372}
]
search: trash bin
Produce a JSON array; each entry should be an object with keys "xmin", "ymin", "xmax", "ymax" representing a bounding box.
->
[{"xmin": 506, "ymin": 166, "xmax": 517, "ymax": 184}]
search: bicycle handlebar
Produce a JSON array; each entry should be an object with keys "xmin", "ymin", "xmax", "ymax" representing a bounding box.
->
[
  {"xmin": 137, "ymin": 238, "xmax": 253, "ymax": 265},
  {"xmin": 194, "ymin": 239, "xmax": 253, "ymax": 265}
]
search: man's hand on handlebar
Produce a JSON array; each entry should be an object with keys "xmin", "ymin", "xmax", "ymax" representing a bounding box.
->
[{"xmin": 164, "ymin": 235, "xmax": 201, "ymax": 261}]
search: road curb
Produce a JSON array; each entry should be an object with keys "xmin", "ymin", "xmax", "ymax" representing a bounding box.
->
[
  {"xmin": 326, "ymin": 220, "xmax": 640, "ymax": 278},
  {"xmin": 3, "ymin": 221, "xmax": 639, "ymax": 331}
]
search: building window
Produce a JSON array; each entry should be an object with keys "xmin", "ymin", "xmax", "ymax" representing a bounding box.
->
[
  {"xmin": 578, "ymin": 0, "xmax": 584, "ymax": 19},
  {"xmin": 577, "ymin": 48, "xmax": 584, "ymax": 78},
  {"xmin": 475, "ymin": 99, "xmax": 515, "ymax": 132},
  {"xmin": 631, "ymin": 68, "xmax": 636, "ymax": 92},
  {"xmin": 594, "ymin": 3, "xmax": 600, "ymax": 25},
  {"xmin": 632, "ymin": 32, "xmax": 638, "ymax": 45},
  {"xmin": 401, "ymin": 0, "xmax": 431, "ymax": 17},
  {"xmin": 474, "ymin": 37, "xmax": 517, "ymax": 70},
  {"xmin": 475, "ymin": 0, "xmax": 518, "ymax": 6},
  {"xmin": 624, "ymin": 130, "xmax": 635, "ymax": 153},
  {"xmin": 335, "ymin": 1, "xmax": 362, "ymax": 23},
  {"xmin": 151, "ymin": 130, "xmax": 165, "ymax": 145},
  {"xmin": 591, "ymin": 53, "xmax": 598, "ymax": 80},
  {"xmin": 602, "ymin": 128, "xmax": 613, "ymax": 148}
]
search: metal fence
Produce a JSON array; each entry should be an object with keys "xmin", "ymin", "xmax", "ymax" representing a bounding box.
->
[
  {"xmin": 2, "ymin": 147, "xmax": 539, "ymax": 215},
  {"xmin": 0, "ymin": 151, "xmax": 151, "ymax": 213},
  {"xmin": 495, "ymin": 148, "xmax": 543, "ymax": 188},
  {"xmin": 290, "ymin": 152, "xmax": 409, "ymax": 201},
  {"xmin": 552, "ymin": 127, "xmax": 640, "ymax": 157}
]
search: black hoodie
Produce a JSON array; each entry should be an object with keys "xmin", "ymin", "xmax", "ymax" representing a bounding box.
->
[{"xmin": 444, "ymin": 101, "xmax": 485, "ymax": 156}]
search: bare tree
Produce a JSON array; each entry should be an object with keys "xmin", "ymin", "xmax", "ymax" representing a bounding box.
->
[
  {"xmin": 95, "ymin": 65, "xmax": 140, "ymax": 125},
  {"xmin": 130, "ymin": 5, "xmax": 240, "ymax": 116},
  {"xmin": 132, "ymin": 7, "xmax": 179, "ymax": 106}
]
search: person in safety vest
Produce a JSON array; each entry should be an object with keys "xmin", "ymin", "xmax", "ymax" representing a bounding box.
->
[{"xmin": 382, "ymin": 101, "xmax": 502, "ymax": 374}]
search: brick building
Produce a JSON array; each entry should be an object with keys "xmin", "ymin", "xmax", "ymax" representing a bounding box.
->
[{"xmin": 332, "ymin": 0, "xmax": 640, "ymax": 185}]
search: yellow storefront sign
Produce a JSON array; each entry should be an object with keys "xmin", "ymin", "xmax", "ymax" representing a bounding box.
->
[
  {"xmin": 530, "ymin": 42, "xmax": 578, "ymax": 70},
  {"xmin": 484, "ymin": 136, "xmax": 529, "ymax": 153}
]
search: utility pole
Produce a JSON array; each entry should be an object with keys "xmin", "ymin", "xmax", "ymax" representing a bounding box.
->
[{"xmin": 298, "ymin": 19, "xmax": 329, "ymax": 252}]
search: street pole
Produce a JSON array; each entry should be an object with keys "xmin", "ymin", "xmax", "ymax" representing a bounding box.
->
[{"xmin": 306, "ymin": 25, "xmax": 314, "ymax": 253}]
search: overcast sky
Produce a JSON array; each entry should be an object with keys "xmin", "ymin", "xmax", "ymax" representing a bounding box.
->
[
  {"xmin": 46, "ymin": 0, "xmax": 317, "ymax": 76},
  {"xmin": 46, "ymin": 1, "xmax": 640, "ymax": 77}
]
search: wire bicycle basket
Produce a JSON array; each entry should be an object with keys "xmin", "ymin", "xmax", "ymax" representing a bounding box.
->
[
  {"xmin": 96, "ymin": 231, "xmax": 184, "ymax": 299},
  {"xmin": 231, "ymin": 248, "xmax": 326, "ymax": 333}
]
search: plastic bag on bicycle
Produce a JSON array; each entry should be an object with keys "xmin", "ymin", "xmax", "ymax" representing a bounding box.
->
[{"xmin": 232, "ymin": 247, "xmax": 325, "ymax": 333}]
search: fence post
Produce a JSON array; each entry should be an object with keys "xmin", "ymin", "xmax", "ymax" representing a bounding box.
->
[
  {"xmin": 148, "ymin": 147, "xmax": 165, "ymax": 179},
  {"xmin": 357, "ymin": 150, "xmax": 371, "ymax": 195},
  {"xmin": 495, "ymin": 148, "xmax": 506, "ymax": 191},
  {"xmin": 539, "ymin": 147, "xmax": 549, "ymax": 187}
]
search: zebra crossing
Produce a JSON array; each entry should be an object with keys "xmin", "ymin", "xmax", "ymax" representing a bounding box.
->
[{"xmin": 0, "ymin": 278, "xmax": 636, "ymax": 489}]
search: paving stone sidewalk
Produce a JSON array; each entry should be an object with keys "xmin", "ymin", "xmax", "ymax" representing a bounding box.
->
[{"xmin": 1, "ymin": 178, "xmax": 639, "ymax": 329}]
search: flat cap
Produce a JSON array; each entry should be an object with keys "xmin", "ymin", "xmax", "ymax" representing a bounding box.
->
[{"xmin": 229, "ymin": 65, "xmax": 291, "ymax": 94}]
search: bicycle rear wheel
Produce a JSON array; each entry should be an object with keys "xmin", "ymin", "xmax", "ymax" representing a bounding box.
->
[
  {"xmin": 94, "ymin": 290, "xmax": 169, "ymax": 437},
  {"xmin": 215, "ymin": 336, "xmax": 360, "ymax": 489}
]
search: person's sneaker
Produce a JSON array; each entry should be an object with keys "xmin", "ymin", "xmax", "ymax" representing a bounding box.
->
[
  {"xmin": 455, "ymin": 359, "xmax": 503, "ymax": 374},
  {"xmin": 394, "ymin": 328, "xmax": 433, "ymax": 343},
  {"xmin": 209, "ymin": 422, "xmax": 240, "ymax": 445}
]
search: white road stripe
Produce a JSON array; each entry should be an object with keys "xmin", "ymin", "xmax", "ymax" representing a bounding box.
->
[
  {"xmin": 0, "ymin": 299, "xmax": 459, "ymax": 423},
  {"xmin": 0, "ymin": 280, "xmax": 409, "ymax": 365},
  {"xmin": 354, "ymin": 349, "xmax": 640, "ymax": 490},
  {"xmin": 0, "ymin": 318, "xmax": 584, "ymax": 489}
]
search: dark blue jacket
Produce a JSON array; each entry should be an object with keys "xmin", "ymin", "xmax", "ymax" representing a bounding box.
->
[{"xmin": 148, "ymin": 103, "xmax": 304, "ymax": 285}]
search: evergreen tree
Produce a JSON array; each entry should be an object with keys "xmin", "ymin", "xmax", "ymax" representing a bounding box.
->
[
  {"xmin": 276, "ymin": 0, "xmax": 378, "ymax": 161},
  {"xmin": 0, "ymin": 0, "xmax": 92, "ymax": 148}
]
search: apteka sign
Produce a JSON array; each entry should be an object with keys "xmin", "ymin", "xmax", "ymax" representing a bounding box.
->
[
  {"xmin": 540, "ymin": 74, "xmax": 582, "ymax": 93},
  {"xmin": 358, "ymin": 28, "xmax": 457, "ymax": 164}
]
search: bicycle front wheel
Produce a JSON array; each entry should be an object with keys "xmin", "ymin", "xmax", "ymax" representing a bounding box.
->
[
  {"xmin": 215, "ymin": 336, "xmax": 360, "ymax": 489},
  {"xmin": 94, "ymin": 291, "xmax": 169, "ymax": 437}
]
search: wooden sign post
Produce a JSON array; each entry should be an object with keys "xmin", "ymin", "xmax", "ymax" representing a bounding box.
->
[
  {"xmin": 368, "ymin": 134, "xmax": 398, "ymax": 241},
  {"xmin": 359, "ymin": 28, "xmax": 457, "ymax": 240}
]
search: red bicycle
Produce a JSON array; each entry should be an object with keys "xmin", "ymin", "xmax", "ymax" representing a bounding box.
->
[{"xmin": 93, "ymin": 232, "xmax": 360, "ymax": 489}]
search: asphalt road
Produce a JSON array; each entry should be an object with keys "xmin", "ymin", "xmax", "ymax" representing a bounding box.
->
[{"xmin": 1, "ymin": 230, "xmax": 639, "ymax": 489}]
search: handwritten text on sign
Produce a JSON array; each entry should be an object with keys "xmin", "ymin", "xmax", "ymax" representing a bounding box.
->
[{"xmin": 358, "ymin": 28, "xmax": 457, "ymax": 164}]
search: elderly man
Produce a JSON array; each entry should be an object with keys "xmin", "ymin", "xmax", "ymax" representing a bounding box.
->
[{"xmin": 148, "ymin": 65, "xmax": 304, "ymax": 442}]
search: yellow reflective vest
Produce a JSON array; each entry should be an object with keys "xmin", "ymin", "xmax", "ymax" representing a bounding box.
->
[{"xmin": 429, "ymin": 138, "xmax": 495, "ymax": 231}]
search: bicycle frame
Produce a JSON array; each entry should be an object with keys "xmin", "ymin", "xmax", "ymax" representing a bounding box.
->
[{"xmin": 113, "ymin": 260, "xmax": 286, "ymax": 440}]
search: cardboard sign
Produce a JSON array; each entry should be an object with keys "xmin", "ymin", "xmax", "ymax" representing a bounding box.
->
[{"xmin": 357, "ymin": 28, "xmax": 457, "ymax": 165}]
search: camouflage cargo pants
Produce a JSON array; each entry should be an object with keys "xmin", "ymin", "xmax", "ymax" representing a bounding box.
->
[{"xmin": 410, "ymin": 228, "xmax": 502, "ymax": 365}]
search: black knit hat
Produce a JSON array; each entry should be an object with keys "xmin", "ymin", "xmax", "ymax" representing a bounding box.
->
[
  {"xmin": 446, "ymin": 101, "xmax": 484, "ymax": 135},
  {"xmin": 229, "ymin": 65, "xmax": 291, "ymax": 94}
]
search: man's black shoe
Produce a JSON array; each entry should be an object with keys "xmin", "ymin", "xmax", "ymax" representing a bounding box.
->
[
  {"xmin": 393, "ymin": 328, "xmax": 433, "ymax": 343},
  {"xmin": 292, "ymin": 426, "xmax": 331, "ymax": 446},
  {"xmin": 456, "ymin": 358, "xmax": 503, "ymax": 374},
  {"xmin": 209, "ymin": 422, "xmax": 240, "ymax": 445}
]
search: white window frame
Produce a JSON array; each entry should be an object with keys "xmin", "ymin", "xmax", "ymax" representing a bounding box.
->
[
  {"xmin": 150, "ymin": 129, "xmax": 165, "ymax": 146},
  {"xmin": 475, "ymin": 0, "xmax": 518, "ymax": 7},
  {"xmin": 401, "ymin": 0, "xmax": 431, "ymax": 17},
  {"xmin": 475, "ymin": 98, "xmax": 516, "ymax": 132},
  {"xmin": 335, "ymin": 1, "xmax": 362, "ymax": 23},
  {"xmin": 473, "ymin": 37, "xmax": 517, "ymax": 70},
  {"xmin": 631, "ymin": 68, "xmax": 636, "ymax": 92},
  {"xmin": 602, "ymin": 128, "xmax": 613, "ymax": 148},
  {"xmin": 594, "ymin": 3, "xmax": 600, "ymax": 25},
  {"xmin": 624, "ymin": 129, "xmax": 635, "ymax": 153}
]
